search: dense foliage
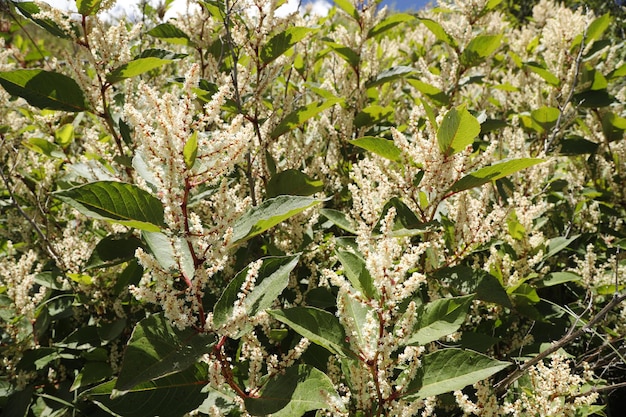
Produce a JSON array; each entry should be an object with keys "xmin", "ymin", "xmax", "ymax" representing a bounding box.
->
[{"xmin": 1, "ymin": 0, "xmax": 625, "ymax": 416}]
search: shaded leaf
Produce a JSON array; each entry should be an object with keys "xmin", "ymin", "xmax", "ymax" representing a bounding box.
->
[
  {"xmin": 142, "ymin": 231, "xmax": 195, "ymax": 279},
  {"xmin": 538, "ymin": 272, "xmax": 581, "ymax": 288},
  {"xmin": 322, "ymin": 41, "xmax": 360, "ymax": 68},
  {"xmin": 350, "ymin": 137, "xmax": 401, "ymax": 161},
  {"xmin": 266, "ymin": 169, "xmax": 324, "ymax": 198},
  {"xmin": 261, "ymin": 27, "xmax": 315, "ymax": 65},
  {"xmin": 13, "ymin": 1, "xmax": 75, "ymax": 38},
  {"xmin": 531, "ymin": 106, "xmax": 560, "ymax": 129},
  {"xmin": 407, "ymin": 79, "xmax": 450, "ymax": 106},
  {"xmin": 320, "ymin": 208, "xmax": 357, "ymax": 234},
  {"xmin": 447, "ymin": 158, "xmax": 544, "ymax": 194},
  {"xmin": 147, "ymin": 23, "xmax": 194, "ymax": 46},
  {"xmin": 367, "ymin": 13, "xmax": 415, "ymax": 38},
  {"xmin": 86, "ymin": 234, "xmax": 143, "ymax": 270},
  {"xmin": 354, "ymin": 105, "xmax": 394, "ymax": 128},
  {"xmin": 543, "ymin": 235, "xmax": 580, "ymax": 259},
  {"xmin": 336, "ymin": 249, "xmax": 377, "ymax": 299},
  {"xmin": 460, "ymin": 34, "xmax": 502, "ymax": 67},
  {"xmin": 366, "ymin": 65, "xmax": 414, "ymax": 88}
]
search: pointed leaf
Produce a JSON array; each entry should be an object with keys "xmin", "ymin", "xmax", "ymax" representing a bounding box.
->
[
  {"xmin": 107, "ymin": 57, "xmax": 175, "ymax": 83},
  {"xmin": 404, "ymin": 349, "xmax": 510, "ymax": 400},
  {"xmin": 86, "ymin": 234, "xmax": 143, "ymax": 270},
  {"xmin": 55, "ymin": 181, "xmax": 165, "ymax": 232},
  {"xmin": 531, "ymin": 106, "xmax": 560, "ymax": 129},
  {"xmin": 115, "ymin": 314, "xmax": 215, "ymax": 392},
  {"xmin": 419, "ymin": 18, "xmax": 457, "ymax": 47},
  {"xmin": 245, "ymin": 364, "xmax": 343, "ymax": 416},
  {"xmin": 270, "ymin": 98, "xmax": 342, "ymax": 139},
  {"xmin": 447, "ymin": 158, "xmax": 544, "ymax": 194},
  {"xmin": 231, "ymin": 195, "xmax": 324, "ymax": 244},
  {"xmin": 336, "ymin": 249, "xmax": 377, "ymax": 299},
  {"xmin": 13, "ymin": 2, "xmax": 76, "ymax": 39},
  {"xmin": 261, "ymin": 27, "xmax": 315, "ymax": 65},
  {"xmin": 340, "ymin": 292, "xmax": 375, "ymax": 351},
  {"xmin": 323, "ymin": 41, "xmax": 360, "ymax": 68},
  {"xmin": 350, "ymin": 137, "xmax": 401, "ymax": 161},
  {"xmin": 334, "ymin": 0, "xmax": 359, "ymax": 21},
  {"xmin": 183, "ymin": 131, "xmax": 198, "ymax": 169},
  {"xmin": 406, "ymin": 295, "xmax": 474, "ymax": 345},
  {"xmin": 213, "ymin": 255, "xmax": 300, "ymax": 338},
  {"xmin": 147, "ymin": 23, "xmax": 194, "ymax": 46},
  {"xmin": 85, "ymin": 363, "xmax": 208, "ymax": 417},
  {"xmin": 367, "ymin": 13, "xmax": 415, "ymax": 38},
  {"xmin": 366, "ymin": 65, "xmax": 414, "ymax": 88},
  {"xmin": 76, "ymin": 0, "xmax": 102, "ymax": 15},
  {"xmin": 525, "ymin": 62, "xmax": 560, "ymax": 86},
  {"xmin": 320, "ymin": 208, "xmax": 356, "ymax": 234},
  {"xmin": 586, "ymin": 13, "xmax": 611, "ymax": 43},
  {"xmin": 142, "ymin": 231, "xmax": 195, "ymax": 278},
  {"xmin": 437, "ymin": 106, "xmax": 481, "ymax": 156},
  {"xmin": 268, "ymin": 307, "xmax": 354, "ymax": 357},
  {"xmin": 460, "ymin": 34, "xmax": 502, "ymax": 67},
  {"xmin": 0, "ymin": 69, "xmax": 88, "ymax": 112},
  {"xmin": 266, "ymin": 169, "xmax": 324, "ymax": 198},
  {"xmin": 543, "ymin": 235, "xmax": 580, "ymax": 259}
]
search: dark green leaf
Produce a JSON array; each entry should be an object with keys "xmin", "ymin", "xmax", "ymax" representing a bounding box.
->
[
  {"xmin": 86, "ymin": 234, "xmax": 143, "ymax": 270},
  {"xmin": 434, "ymin": 266, "xmax": 511, "ymax": 308},
  {"xmin": 336, "ymin": 249, "xmax": 377, "ymax": 299},
  {"xmin": 350, "ymin": 136, "xmax": 401, "ymax": 161},
  {"xmin": 13, "ymin": 2, "xmax": 75, "ymax": 38},
  {"xmin": 271, "ymin": 98, "xmax": 342, "ymax": 139},
  {"xmin": 573, "ymin": 89, "xmax": 615, "ymax": 108},
  {"xmin": 437, "ymin": 106, "xmax": 481, "ymax": 156},
  {"xmin": 320, "ymin": 208, "xmax": 357, "ymax": 234},
  {"xmin": 366, "ymin": 65, "xmax": 414, "ymax": 88},
  {"xmin": 266, "ymin": 169, "xmax": 324, "ymax": 198},
  {"xmin": 559, "ymin": 137, "xmax": 598, "ymax": 155},
  {"xmin": 261, "ymin": 27, "xmax": 315, "ymax": 65},
  {"xmin": 107, "ymin": 57, "xmax": 175, "ymax": 83},
  {"xmin": 70, "ymin": 362, "xmax": 112, "ymax": 392},
  {"xmin": 406, "ymin": 295, "xmax": 474, "ymax": 345},
  {"xmin": 115, "ymin": 314, "xmax": 215, "ymax": 392},
  {"xmin": 367, "ymin": 13, "xmax": 415, "ymax": 38},
  {"xmin": 55, "ymin": 181, "xmax": 165, "ymax": 232},
  {"xmin": 0, "ymin": 70, "xmax": 88, "ymax": 112},
  {"xmin": 322, "ymin": 41, "xmax": 360, "ymax": 68},
  {"xmin": 447, "ymin": 158, "xmax": 544, "ymax": 194},
  {"xmin": 543, "ymin": 235, "xmax": 580, "ymax": 259},
  {"xmin": 147, "ymin": 23, "xmax": 194, "ymax": 46}
]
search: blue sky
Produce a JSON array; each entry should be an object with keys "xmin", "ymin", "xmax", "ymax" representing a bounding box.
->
[{"xmin": 379, "ymin": 0, "xmax": 432, "ymax": 11}]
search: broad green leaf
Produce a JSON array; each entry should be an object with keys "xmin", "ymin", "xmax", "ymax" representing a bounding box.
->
[
  {"xmin": 539, "ymin": 272, "xmax": 581, "ymax": 287},
  {"xmin": 407, "ymin": 79, "xmax": 450, "ymax": 106},
  {"xmin": 406, "ymin": 295, "xmax": 474, "ymax": 345},
  {"xmin": 524, "ymin": 62, "xmax": 560, "ymax": 86},
  {"xmin": 573, "ymin": 89, "xmax": 615, "ymax": 108},
  {"xmin": 320, "ymin": 208, "xmax": 356, "ymax": 234},
  {"xmin": 268, "ymin": 307, "xmax": 354, "ymax": 357},
  {"xmin": 147, "ymin": 23, "xmax": 194, "ymax": 46},
  {"xmin": 142, "ymin": 231, "xmax": 195, "ymax": 279},
  {"xmin": 460, "ymin": 34, "xmax": 502, "ymax": 67},
  {"xmin": 76, "ymin": 0, "xmax": 102, "ymax": 15},
  {"xmin": 437, "ymin": 106, "xmax": 481, "ymax": 156},
  {"xmin": 23, "ymin": 137, "xmax": 65, "ymax": 158},
  {"xmin": 115, "ymin": 314, "xmax": 215, "ymax": 392},
  {"xmin": 13, "ymin": 2, "xmax": 75, "ymax": 38},
  {"xmin": 334, "ymin": 0, "xmax": 359, "ymax": 21},
  {"xmin": 404, "ymin": 349, "xmax": 510, "ymax": 400},
  {"xmin": 375, "ymin": 197, "xmax": 431, "ymax": 236},
  {"xmin": 270, "ymin": 98, "xmax": 342, "ymax": 139},
  {"xmin": 367, "ymin": 13, "xmax": 415, "ymax": 38},
  {"xmin": 434, "ymin": 266, "xmax": 512, "ymax": 308},
  {"xmin": 336, "ymin": 249, "xmax": 377, "ymax": 299},
  {"xmin": 231, "ymin": 195, "xmax": 324, "ymax": 243},
  {"xmin": 609, "ymin": 63, "xmax": 626, "ymax": 79},
  {"xmin": 447, "ymin": 158, "xmax": 544, "ymax": 194},
  {"xmin": 419, "ymin": 18, "xmax": 457, "ymax": 47},
  {"xmin": 350, "ymin": 137, "xmax": 401, "ymax": 161},
  {"xmin": 245, "ymin": 364, "xmax": 344, "ymax": 416},
  {"xmin": 508, "ymin": 283, "xmax": 540, "ymax": 304},
  {"xmin": 70, "ymin": 362, "xmax": 112, "ymax": 392},
  {"xmin": 559, "ymin": 137, "xmax": 599, "ymax": 155},
  {"xmin": 213, "ymin": 255, "xmax": 300, "ymax": 338},
  {"xmin": 0, "ymin": 70, "xmax": 88, "ymax": 112},
  {"xmin": 602, "ymin": 112, "xmax": 626, "ymax": 141},
  {"xmin": 266, "ymin": 169, "xmax": 324, "ymax": 198},
  {"xmin": 86, "ymin": 363, "xmax": 208, "ymax": 417},
  {"xmin": 543, "ymin": 235, "xmax": 580, "ymax": 259},
  {"xmin": 55, "ymin": 181, "xmax": 165, "ymax": 232},
  {"xmin": 366, "ymin": 65, "xmax": 414, "ymax": 88},
  {"xmin": 54, "ymin": 123, "xmax": 74, "ymax": 147},
  {"xmin": 531, "ymin": 106, "xmax": 560, "ymax": 129},
  {"xmin": 340, "ymin": 292, "xmax": 375, "ymax": 351},
  {"xmin": 354, "ymin": 105, "xmax": 394, "ymax": 128},
  {"xmin": 183, "ymin": 131, "xmax": 198, "ymax": 169},
  {"xmin": 86, "ymin": 234, "xmax": 143, "ymax": 270},
  {"xmin": 322, "ymin": 41, "xmax": 360, "ymax": 68},
  {"xmin": 261, "ymin": 27, "xmax": 315, "ymax": 65},
  {"xmin": 107, "ymin": 57, "xmax": 174, "ymax": 83},
  {"xmin": 585, "ymin": 13, "xmax": 611, "ymax": 43}
]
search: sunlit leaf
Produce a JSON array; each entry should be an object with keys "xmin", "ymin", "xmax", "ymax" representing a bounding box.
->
[
  {"xmin": 437, "ymin": 106, "xmax": 481, "ymax": 156},
  {"xmin": 419, "ymin": 18, "xmax": 457, "ymax": 47},
  {"xmin": 460, "ymin": 34, "xmax": 502, "ymax": 67},
  {"xmin": 406, "ymin": 295, "xmax": 474, "ymax": 346},
  {"xmin": 183, "ymin": 131, "xmax": 198, "ymax": 169},
  {"xmin": 266, "ymin": 169, "xmax": 324, "ymax": 198},
  {"xmin": 261, "ymin": 27, "xmax": 316, "ymax": 65},
  {"xmin": 76, "ymin": 0, "xmax": 102, "ymax": 15},
  {"xmin": 147, "ymin": 23, "xmax": 195, "ymax": 46},
  {"xmin": 447, "ymin": 158, "xmax": 544, "ymax": 194},
  {"xmin": 271, "ymin": 98, "xmax": 341, "ymax": 138},
  {"xmin": 350, "ymin": 137, "xmax": 401, "ymax": 161},
  {"xmin": 367, "ymin": 13, "xmax": 415, "ymax": 38}
]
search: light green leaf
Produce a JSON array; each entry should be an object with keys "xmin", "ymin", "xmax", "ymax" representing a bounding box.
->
[
  {"xmin": 336, "ymin": 249, "xmax": 377, "ymax": 299},
  {"xmin": 323, "ymin": 41, "xmax": 360, "ymax": 68},
  {"xmin": 366, "ymin": 65, "xmax": 414, "ymax": 88},
  {"xmin": 183, "ymin": 131, "xmax": 198, "ymax": 169},
  {"xmin": 367, "ymin": 13, "xmax": 415, "ymax": 39},
  {"xmin": 354, "ymin": 105, "xmax": 394, "ymax": 128},
  {"xmin": 271, "ymin": 98, "xmax": 342, "ymax": 139},
  {"xmin": 261, "ymin": 27, "xmax": 315, "ymax": 65},
  {"xmin": 55, "ymin": 181, "xmax": 165, "ymax": 232},
  {"xmin": 406, "ymin": 295, "xmax": 474, "ymax": 346},
  {"xmin": 107, "ymin": 57, "xmax": 174, "ymax": 84},
  {"xmin": 460, "ymin": 34, "xmax": 502, "ymax": 67},
  {"xmin": 0, "ymin": 69, "xmax": 88, "ymax": 112},
  {"xmin": 266, "ymin": 169, "xmax": 324, "ymax": 198},
  {"xmin": 437, "ymin": 106, "xmax": 481, "ymax": 156},
  {"xmin": 213, "ymin": 255, "xmax": 300, "ymax": 338},
  {"xmin": 543, "ymin": 235, "xmax": 580, "ymax": 259},
  {"xmin": 142, "ymin": 231, "xmax": 195, "ymax": 279},
  {"xmin": 54, "ymin": 123, "xmax": 74, "ymax": 147},
  {"xmin": 350, "ymin": 137, "xmax": 401, "ymax": 161},
  {"xmin": 419, "ymin": 18, "xmax": 457, "ymax": 47},
  {"xmin": 147, "ymin": 23, "xmax": 194, "ymax": 46},
  {"xmin": 531, "ymin": 106, "xmax": 560, "ymax": 129},
  {"xmin": 340, "ymin": 292, "xmax": 375, "ymax": 350},
  {"xmin": 76, "ymin": 0, "xmax": 102, "ymax": 15},
  {"xmin": 231, "ymin": 195, "xmax": 324, "ymax": 244},
  {"xmin": 245, "ymin": 364, "xmax": 344, "ymax": 416},
  {"xmin": 447, "ymin": 158, "xmax": 544, "ymax": 194},
  {"xmin": 334, "ymin": 0, "xmax": 359, "ymax": 21},
  {"xmin": 320, "ymin": 208, "xmax": 356, "ymax": 234},
  {"xmin": 404, "ymin": 349, "xmax": 510, "ymax": 400},
  {"xmin": 524, "ymin": 62, "xmax": 560, "ymax": 86},
  {"xmin": 85, "ymin": 363, "xmax": 208, "ymax": 417},
  {"xmin": 585, "ymin": 13, "xmax": 611, "ymax": 43},
  {"xmin": 407, "ymin": 79, "xmax": 450, "ymax": 106},
  {"xmin": 114, "ymin": 314, "xmax": 215, "ymax": 392},
  {"xmin": 268, "ymin": 307, "xmax": 354, "ymax": 357},
  {"xmin": 539, "ymin": 272, "xmax": 581, "ymax": 287},
  {"xmin": 23, "ymin": 137, "xmax": 65, "ymax": 158}
]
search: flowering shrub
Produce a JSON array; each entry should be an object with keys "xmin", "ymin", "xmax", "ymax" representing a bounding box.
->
[{"xmin": 1, "ymin": 0, "xmax": 625, "ymax": 415}]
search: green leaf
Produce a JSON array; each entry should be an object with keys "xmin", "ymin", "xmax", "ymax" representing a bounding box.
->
[
  {"xmin": 231, "ymin": 195, "xmax": 324, "ymax": 244},
  {"xmin": 147, "ymin": 23, "xmax": 194, "ymax": 46},
  {"xmin": 447, "ymin": 158, "xmax": 544, "ymax": 194},
  {"xmin": 323, "ymin": 41, "xmax": 360, "ymax": 68},
  {"xmin": 142, "ymin": 231, "xmax": 195, "ymax": 278},
  {"xmin": 55, "ymin": 181, "xmax": 165, "ymax": 232},
  {"xmin": 115, "ymin": 314, "xmax": 215, "ymax": 392},
  {"xmin": 341, "ymin": 292, "xmax": 375, "ymax": 350},
  {"xmin": 261, "ymin": 27, "xmax": 315, "ymax": 65},
  {"xmin": 213, "ymin": 255, "xmax": 300, "ymax": 338},
  {"xmin": 407, "ymin": 79, "xmax": 450, "ymax": 106},
  {"xmin": 419, "ymin": 18, "xmax": 457, "ymax": 47},
  {"xmin": 183, "ymin": 131, "xmax": 198, "ymax": 169},
  {"xmin": 71, "ymin": 362, "xmax": 112, "ymax": 392},
  {"xmin": 437, "ymin": 106, "xmax": 481, "ymax": 156},
  {"xmin": 266, "ymin": 169, "xmax": 324, "ymax": 198},
  {"xmin": 559, "ymin": 137, "xmax": 599, "ymax": 155},
  {"xmin": 245, "ymin": 364, "xmax": 343, "ymax": 416},
  {"xmin": 13, "ymin": 1, "xmax": 75, "ymax": 38},
  {"xmin": 367, "ymin": 13, "xmax": 415, "ymax": 38},
  {"xmin": 23, "ymin": 137, "xmax": 65, "ymax": 158},
  {"xmin": 406, "ymin": 295, "xmax": 474, "ymax": 345},
  {"xmin": 76, "ymin": 0, "xmax": 102, "ymax": 15},
  {"xmin": 0, "ymin": 70, "xmax": 89, "ymax": 112},
  {"xmin": 320, "ymin": 208, "xmax": 356, "ymax": 234},
  {"xmin": 107, "ymin": 57, "xmax": 175, "ymax": 84},
  {"xmin": 366, "ymin": 65, "xmax": 414, "ymax": 88},
  {"xmin": 350, "ymin": 137, "xmax": 401, "ymax": 161},
  {"xmin": 585, "ymin": 13, "xmax": 611, "ymax": 43},
  {"xmin": 270, "ymin": 98, "xmax": 342, "ymax": 139},
  {"xmin": 55, "ymin": 123, "xmax": 74, "ymax": 147},
  {"xmin": 460, "ymin": 34, "xmax": 502, "ymax": 67},
  {"xmin": 268, "ymin": 307, "xmax": 354, "ymax": 357},
  {"xmin": 86, "ymin": 234, "xmax": 143, "ymax": 270},
  {"xmin": 404, "ymin": 349, "xmax": 510, "ymax": 400},
  {"xmin": 354, "ymin": 105, "xmax": 394, "ymax": 128},
  {"xmin": 524, "ymin": 62, "xmax": 560, "ymax": 86},
  {"xmin": 531, "ymin": 106, "xmax": 560, "ymax": 129},
  {"xmin": 434, "ymin": 266, "xmax": 512, "ymax": 308},
  {"xmin": 85, "ymin": 363, "xmax": 208, "ymax": 417},
  {"xmin": 538, "ymin": 272, "xmax": 581, "ymax": 287},
  {"xmin": 543, "ymin": 235, "xmax": 580, "ymax": 259},
  {"xmin": 334, "ymin": 0, "xmax": 359, "ymax": 21},
  {"xmin": 336, "ymin": 249, "xmax": 377, "ymax": 299}
]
